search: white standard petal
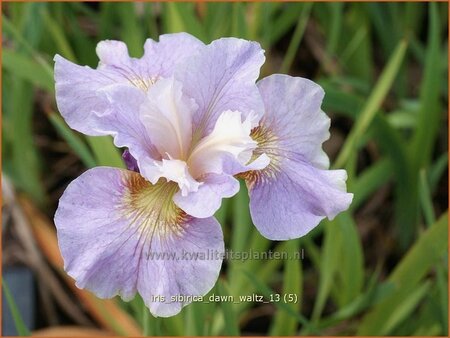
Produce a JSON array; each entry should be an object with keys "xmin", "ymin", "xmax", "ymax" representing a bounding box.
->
[
  {"xmin": 140, "ymin": 77, "xmax": 197, "ymax": 159},
  {"xmin": 144, "ymin": 159, "xmax": 202, "ymax": 197},
  {"xmin": 188, "ymin": 110, "xmax": 257, "ymax": 178}
]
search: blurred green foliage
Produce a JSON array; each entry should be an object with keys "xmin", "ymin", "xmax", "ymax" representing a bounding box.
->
[{"xmin": 2, "ymin": 2, "xmax": 448, "ymax": 336}]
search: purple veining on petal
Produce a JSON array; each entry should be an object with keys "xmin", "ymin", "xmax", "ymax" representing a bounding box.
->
[
  {"xmin": 54, "ymin": 33, "xmax": 204, "ymax": 137},
  {"xmin": 122, "ymin": 149, "xmax": 139, "ymax": 173},
  {"xmin": 256, "ymin": 74, "xmax": 331, "ymax": 168},
  {"xmin": 243, "ymin": 74, "xmax": 353, "ymax": 240},
  {"xmin": 248, "ymin": 157, "xmax": 352, "ymax": 240},
  {"xmin": 55, "ymin": 37, "xmax": 267, "ymax": 218},
  {"xmin": 138, "ymin": 215, "xmax": 224, "ymax": 316},
  {"xmin": 54, "ymin": 167, "xmax": 223, "ymax": 317},
  {"xmin": 175, "ymin": 38, "xmax": 265, "ymax": 138}
]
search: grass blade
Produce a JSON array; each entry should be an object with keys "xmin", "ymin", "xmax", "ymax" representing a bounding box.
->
[
  {"xmin": 2, "ymin": 48, "xmax": 54, "ymax": 92},
  {"xmin": 381, "ymin": 280, "xmax": 431, "ymax": 334},
  {"xmin": 311, "ymin": 219, "xmax": 341, "ymax": 322},
  {"xmin": 216, "ymin": 280, "xmax": 240, "ymax": 336},
  {"xmin": 87, "ymin": 136, "xmax": 125, "ymax": 168},
  {"xmin": 2, "ymin": 15, "xmax": 54, "ymax": 77},
  {"xmin": 43, "ymin": 8, "xmax": 77, "ymax": 61},
  {"xmin": 411, "ymin": 3, "xmax": 443, "ymax": 168},
  {"xmin": 334, "ymin": 39, "xmax": 408, "ymax": 168},
  {"xmin": 279, "ymin": 3, "xmax": 312, "ymax": 73},
  {"xmin": 47, "ymin": 112, "xmax": 97, "ymax": 168},
  {"xmin": 270, "ymin": 239, "xmax": 302, "ymax": 335},
  {"xmin": 265, "ymin": 3, "xmax": 302, "ymax": 46},
  {"xmin": 117, "ymin": 3, "xmax": 144, "ymax": 57},
  {"xmin": 334, "ymin": 213, "xmax": 364, "ymax": 306},
  {"xmin": 231, "ymin": 2, "xmax": 248, "ymax": 39},
  {"xmin": 358, "ymin": 212, "xmax": 448, "ymax": 335},
  {"xmin": 419, "ymin": 169, "xmax": 436, "ymax": 226},
  {"xmin": 242, "ymin": 270, "xmax": 316, "ymax": 334},
  {"xmin": 350, "ymin": 158, "xmax": 392, "ymax": 210},
  {"xmin": 2, "ymin": 281, "xmax": 31, "ymax": 336}
]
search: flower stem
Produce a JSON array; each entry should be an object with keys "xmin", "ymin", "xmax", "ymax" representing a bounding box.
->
[{"xmin": 142, "ymin": 302, "xmax": 150, "ymax": 336}]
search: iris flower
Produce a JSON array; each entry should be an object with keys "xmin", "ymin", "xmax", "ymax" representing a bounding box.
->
[{"xmin": 54, "ymin": 33, "xmax": 352, "ymax": 317}]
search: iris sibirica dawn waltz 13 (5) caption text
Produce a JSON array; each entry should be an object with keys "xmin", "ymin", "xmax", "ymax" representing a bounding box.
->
[{"xmin": 54, "ymin": 33, "xmax": 352, "ymax": 317}]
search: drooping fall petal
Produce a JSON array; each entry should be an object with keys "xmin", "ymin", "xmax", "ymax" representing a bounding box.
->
[{"xmin": 55, "ymin": 167, "xmax": 223, "ymax": 317}]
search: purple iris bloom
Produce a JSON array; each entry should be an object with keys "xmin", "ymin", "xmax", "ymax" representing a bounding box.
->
[{"xmin": 54, "ymin": 33, "xmax": 352, "ymax": 318}]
